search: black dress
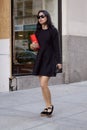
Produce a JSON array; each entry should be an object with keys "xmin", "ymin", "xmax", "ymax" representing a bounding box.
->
[{"xmin": 32, "ymin": 27, "xmax": 61, "ymax": 77}]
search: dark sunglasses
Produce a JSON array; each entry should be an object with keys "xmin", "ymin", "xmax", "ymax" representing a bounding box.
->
[{"xmin": 37, "ymin": 15, "xmax": 46, "ymax": 19}]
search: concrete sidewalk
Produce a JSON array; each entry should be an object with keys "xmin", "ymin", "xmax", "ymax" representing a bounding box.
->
[{"xmin": 0, "ymin": 81, "xmax": 87, "ymax": 130}]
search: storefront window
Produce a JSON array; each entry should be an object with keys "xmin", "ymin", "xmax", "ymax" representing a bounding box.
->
[{"xmin": 12, "ymin": 0, "xmax": 59, "ymax": 76}]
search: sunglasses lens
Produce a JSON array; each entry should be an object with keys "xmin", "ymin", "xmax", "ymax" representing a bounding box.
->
[{"xmin": 37, "ymin": 15, "xmax": 45, "ymax": 19}]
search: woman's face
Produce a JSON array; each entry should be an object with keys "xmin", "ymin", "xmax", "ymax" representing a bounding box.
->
[{"xmin": 37, "ymin": 12, "xmax": 47, "ymax": 25}]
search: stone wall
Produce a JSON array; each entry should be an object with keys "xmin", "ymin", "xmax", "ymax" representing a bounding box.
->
[{"xmin": 63, "ymin": 35, "xmax": 87, "ymax": 83}]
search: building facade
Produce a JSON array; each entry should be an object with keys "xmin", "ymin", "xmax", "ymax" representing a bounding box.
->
[{"xmin": 0, "ymin": 0, "xmax": 87, "ymax": 92}]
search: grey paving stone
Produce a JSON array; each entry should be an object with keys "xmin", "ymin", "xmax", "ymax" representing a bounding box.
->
[{"xmin": 0, "ymin": 81, "xmax": 87, "ymax": 130}]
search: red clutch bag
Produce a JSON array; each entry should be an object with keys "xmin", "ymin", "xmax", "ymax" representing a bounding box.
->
[{"xmin": 30, "ymin": 34, "xmax": 40, "ymax": 49}]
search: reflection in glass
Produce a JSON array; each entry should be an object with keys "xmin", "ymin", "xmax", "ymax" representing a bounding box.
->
[{"xmin": 17, "ymin": 2, "xmax": 23, "ymax": 16}]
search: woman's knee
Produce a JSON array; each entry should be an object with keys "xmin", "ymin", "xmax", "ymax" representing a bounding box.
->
[
  {"xmin": 39, "ymin": 76, "xmax": 50, "ymax": 88},
  {"xmin": 40, "ymin": 82, "xmax": 48, "ymax": 89}
]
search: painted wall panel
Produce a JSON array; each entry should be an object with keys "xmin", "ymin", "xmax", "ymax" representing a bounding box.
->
[
  {"xmin": 0, "ymin": 39, "xmax": 10, "ymax": 54},
  {"xmin": 0, "ymin": 0, "xmax": 11, "ymax": 39},
  {"xmin": 0, "ymin": 39, "xmax": 10, "ymax": 92}
]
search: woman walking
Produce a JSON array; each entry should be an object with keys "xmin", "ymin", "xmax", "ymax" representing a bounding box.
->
[{"xmin": 30, "ymin": 10, "xmax": 62, "ymax": 117}]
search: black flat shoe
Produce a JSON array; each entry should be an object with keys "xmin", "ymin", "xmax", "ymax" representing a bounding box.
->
[
  {"xmin": 47, "ymin": 105, "xmax": 54, "ymax": 116},
  {"xmin": 40, "ymin": 105, "xmax": 54, "ymax": 117},
  {"xmin": 40, "ymin": 108, "xmax": 48, "ymax": 116}
]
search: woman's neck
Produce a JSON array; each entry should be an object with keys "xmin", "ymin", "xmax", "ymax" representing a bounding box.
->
[{"xmin": 42, "ymin": 24, "xmax": 48, "ymax": 30}]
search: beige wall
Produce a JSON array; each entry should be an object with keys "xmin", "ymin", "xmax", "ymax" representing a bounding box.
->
[
  {"xmin": 62, "ymin": 0, "xmax": 87, "ymax": 36},
  {"xmin": 68, "ymin": 0, "xmax": 87, "ymax": 36},
  {"xmin": 0, "ymin": 0, "xmax": 11, "ymax": 39}
]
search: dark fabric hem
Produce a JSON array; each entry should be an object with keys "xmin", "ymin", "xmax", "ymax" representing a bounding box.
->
[{"xmin": 32, "ymin": 73, "xmax": 56, "ymax": 77}]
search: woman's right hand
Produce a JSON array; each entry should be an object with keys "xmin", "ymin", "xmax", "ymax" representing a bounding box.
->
[{"xmin": 30, "ymin": 42, "xmax": 39, "ymax": 50}]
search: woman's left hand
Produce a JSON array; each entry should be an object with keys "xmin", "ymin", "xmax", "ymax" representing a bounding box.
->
[{"xmin": 56, "ymin": 64, "xmax": 62, "ymax": 70}]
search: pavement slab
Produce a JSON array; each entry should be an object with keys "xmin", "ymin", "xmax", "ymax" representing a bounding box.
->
[{"xmin": 0, "ymin": 81, "xmax": 87, "ymax": 130}]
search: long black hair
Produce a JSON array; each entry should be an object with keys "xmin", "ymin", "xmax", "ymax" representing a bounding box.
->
[{"xmin": 36, "ymin": 10, "xmax": 54, "ymax": 32}]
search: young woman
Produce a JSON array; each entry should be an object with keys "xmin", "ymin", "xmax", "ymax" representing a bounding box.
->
[{"xmin": 30, "ymin": 10, "xmax": 62, "ymax": 116}]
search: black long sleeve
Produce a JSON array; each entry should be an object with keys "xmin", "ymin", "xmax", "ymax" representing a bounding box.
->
[{"xmin": 52, "ymin": 28, "xmax": 62, "ymax": 64}]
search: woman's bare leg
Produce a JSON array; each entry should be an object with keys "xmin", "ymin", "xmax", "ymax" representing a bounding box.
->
[{"xmin": 39, "ymin": 76, "xmax": 52, "ymax": 107}]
